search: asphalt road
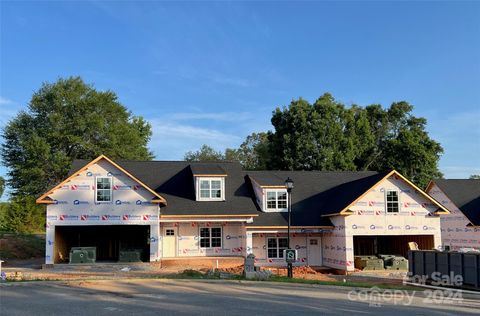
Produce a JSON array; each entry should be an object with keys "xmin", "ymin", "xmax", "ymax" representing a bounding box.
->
[{"xmin": 1, "ymin": 279, "xmax": 479, "ymax": 315}]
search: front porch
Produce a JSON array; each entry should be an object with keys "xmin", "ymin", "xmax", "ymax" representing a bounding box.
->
[{"xmin": 246, "ymin": 228, "xmax": 331, "ymax": 267}]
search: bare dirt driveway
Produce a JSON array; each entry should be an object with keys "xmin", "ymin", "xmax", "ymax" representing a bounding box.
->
[{"xmin": 1, "ymin": 279, "xmax": 479, "ymax": 315}]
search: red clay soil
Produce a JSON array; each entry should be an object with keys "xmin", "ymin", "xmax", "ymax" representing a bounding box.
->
[
  {"xmin": 262, "ymin": 266, "xmax": 337, "ymax": 282},
  {"xmin": 160, "ymin": 257, "xmax": 244, "ymax": 270},
  {"xmin": 216, "ymin": 265, "xmax": 337, "ymax": 282}
]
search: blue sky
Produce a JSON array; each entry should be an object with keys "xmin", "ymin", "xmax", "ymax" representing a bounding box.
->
[{"xmin": 1, "ymin": 1, "xmax": 479, "ymax": 195}]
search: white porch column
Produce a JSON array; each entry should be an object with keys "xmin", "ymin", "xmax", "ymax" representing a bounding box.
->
[
  {"xmin": 45, "ymin": 224, "xmax": 55, "ymax": 264},
  {"xmin": 246, "ymin": 232, "xmax": 253, "ymax": 255},
  {"xmin": 150, "ymin": 223, "xmax": 161, "ymax": 261}
]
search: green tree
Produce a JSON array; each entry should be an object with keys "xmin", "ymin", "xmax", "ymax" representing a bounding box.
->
[
  {"xmin": 184, "ymin": 144, "xmax": 225, "ymax": 161},
  {"xmin": 0, "ymin": 176, "xmax": 5, "ymax": 198},
  {"xmin": 4, "ymin": 196, "xmax": 45, "ymax": 233},
  {"xmin": 380, "ymin": 116, "xmax": 443, "ymax": 186},
  {"xmin": 269, "ymin": 94, "xmax": 375, "ymax": 171},
  {"xmin": 225, "ymin": 132, "xmax": 269, "ymax": 170},
  {"xmin": 1, "ymin": 77, "xmax": 153, "ymax": 197},
  {"xmin": 266, "ymin": 93, "xmax": 442, "ymax": 187},
  {"xmin": 469, "ymin": 174, "xmax": 480, "ymax": 179}
]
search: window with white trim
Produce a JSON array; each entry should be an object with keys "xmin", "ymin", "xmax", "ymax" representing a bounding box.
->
[
  {"xmin": 267, "ymin": 237, "xmax": 288, "ymax": 259},
  {"xmin": 200, "ymin": 227, "xmax": 222, "ymax": 248},
  {"xmin": 197, "ymin": 177, "xmax": 224, "ymax": 201},
  {"xmin": 386, "ymin": 190, "xmax": 399, "ymax": 213},
  {"xmin": 95, "ymin": 177, "xmax": 112, "ymax": 202},
  {"xmin": 265, "ymin": 190, "xmax": 287, "ymax": 211}
]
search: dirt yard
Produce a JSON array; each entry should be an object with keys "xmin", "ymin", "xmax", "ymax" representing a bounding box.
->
[{"xmin": 0, "ymin": 233, "xmax": 45, "ymax": 260}]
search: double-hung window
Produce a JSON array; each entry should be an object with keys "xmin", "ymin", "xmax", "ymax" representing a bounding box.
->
[
  {"xmin": 200, "ymin": 227, "xmax": 222, "ymax": 248},
  {"xmin": 266, "ymin": 190, "xmax": 287, "ymax": 211},
  {"xmin": 96, "ymin": 177, "xmax": 112, "ymax": 202},
  {"xmin": 386, "ymin": 190, "xmax": 399, "ymax": 213},
  {"xmin": 198, "ymin": 178, "xmax": 223, "ymax": 201},
  {"xmin": 267, "ymin": 237, "xmax": 288, "ymax": 259}
]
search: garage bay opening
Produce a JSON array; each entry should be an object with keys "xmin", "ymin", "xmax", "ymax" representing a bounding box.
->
[
  {"xmin": 54, "ymin": 225, "xmax": 150, "ymax": 264},
  {"xmin": 353, "ymin": 235, "xmax": 434, "ymax": 271}
]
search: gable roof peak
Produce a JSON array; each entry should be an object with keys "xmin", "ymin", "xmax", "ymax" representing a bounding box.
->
[{"xmin": 36, "ymin": 154, "xmax": 167, "ymax": 205}]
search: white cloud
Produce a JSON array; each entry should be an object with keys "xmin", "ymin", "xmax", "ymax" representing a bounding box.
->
[
  {"xmin": 169, "ymin": 111, "xmax": 252, "ymax": 122},
  {"xmin": 211, "ymin": 75, "xmax": 251, "ymax": 88},
  {"xmin": 148, "ymin": 120, "xmax": 242, "ymax": 160},
  {"xmin": 0, "ymin": 96, "xmax": 14, "ymax": 105},
  {"xmin": 0, "ymin": 97, "xmax": 21, "ymax": 127}
]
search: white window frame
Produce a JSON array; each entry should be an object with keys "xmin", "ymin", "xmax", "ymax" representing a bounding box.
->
[
  {"xmin": 264, "ymin": 189, "xmax": 288, "ymax": 212},
  {"xmin": 95, "ymin": 176, "xmax": 112, "ymax": 203},
  {"xmin": 267, "ymin": 237, "xmax": 288, "ymax": 259},
  {"xmin": 199, "ymin": 227, "xmax": 222, "ymax": 248},
  {"xmin": 385, "ymin": 190, "xmax": 400, "ymax": 213},
  {"xmin": 196, "ymin": 177, "xmax": 225, "ymax": 201}
]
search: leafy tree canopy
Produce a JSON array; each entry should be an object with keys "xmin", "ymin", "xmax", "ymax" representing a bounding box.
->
[
  {"xmin": 0, "ymin": 176, "xmax": 5, "ymax": 198},
  {"xmin": 3, "ymin": 196, "xmax": 45, "ymax": 233},
  {"xmin": 470, "ymin": 174, "xmax": 480, "ymax": 179},
  {"xmin": 194, "ymin": 93, "xmax": 441, "ymax": 187},
  {"xmin": 184, "ymin": 144, "xmax": 225, "ymax": 162},
  {"xmin": 267, "ymin": 93, "xmax": 443, "ymax": 187},
  {"xmin": 1, "ymin": 76, "xmax": 153, "ymax": 197},
  {"xmin": 225, "ymin": 132, "xmax": 269, "ymax": 170},
  {"xmin": 185, "ymin": 134, "xmax": 270, "ymax": 170}
]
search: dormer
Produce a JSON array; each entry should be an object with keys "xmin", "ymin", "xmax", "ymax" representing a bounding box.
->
[
  {"xmin": 249, "ymin": 174, "xmax": 288, "ymax": 212},
  {"xmin": 190, "ymin": 164, "xmax": 227, "ymax": 201}
]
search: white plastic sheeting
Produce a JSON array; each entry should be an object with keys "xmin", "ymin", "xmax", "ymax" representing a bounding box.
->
[
  {"xmin": 45, "ymin": 160, "xmax": 161, "ymax": 264},
  {"xmin": 427, "ymin": 183, "xmax": 480, "ymax": 251}
]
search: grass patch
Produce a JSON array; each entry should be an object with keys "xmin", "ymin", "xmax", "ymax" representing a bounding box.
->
[
  {"xmin": 265, "ymin": 275, "xmax": 417, "ymax": 290},
  {"xmin": 177, "ymin": 269, "xmax": 205, "ymax": 278},
  {"xmin": 162, "ymin": 270, "xmax": 418, "ymax": 291}
]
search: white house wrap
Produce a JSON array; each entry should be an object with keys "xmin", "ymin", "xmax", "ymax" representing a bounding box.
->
[
  {"xmin": 38, "ymin": 155, "xmax": 450, "ymax": 271},
  {"xmin": 426, "ymin": 180, "xmax": 480, "ymax": 251}
]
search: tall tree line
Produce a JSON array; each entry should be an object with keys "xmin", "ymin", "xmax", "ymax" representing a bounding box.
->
[{"xmin": 187, "ymin": 93, "xmax": 443, "ymax": 188}]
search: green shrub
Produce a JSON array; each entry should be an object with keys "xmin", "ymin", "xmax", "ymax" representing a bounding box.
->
[
  {"xmin": 3, "ymin": 196, "xmax": 45, "ymax": 233},
  {"xmin": 180, "ymin": 269, "xmax": 205, "ymax": 278}
]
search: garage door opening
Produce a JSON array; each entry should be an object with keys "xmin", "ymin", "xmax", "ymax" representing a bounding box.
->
[
  {"xmin": 54, "ymin": 225, "xmax": 150, "ymax": 263},
  {"xmin": 354, "ymin": 235, "xmax": 434, "ymax": 258}
]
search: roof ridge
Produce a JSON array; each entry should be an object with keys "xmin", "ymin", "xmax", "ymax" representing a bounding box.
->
[
  {"xmin": 435, "ymin": 178, "xmax": 480, "ymax": 181},
  {"xmin": 246, "ymin": 170, "xmax": 380, "ymax": 173},
  {"xmin": 73, "ymin": 159, "xmax": 238, "ymax": 164}
]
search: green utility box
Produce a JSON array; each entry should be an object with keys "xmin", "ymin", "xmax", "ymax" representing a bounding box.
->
[
  {"xmin": 118, "ymin": 249, "xmax": 142, "ymax": 262},
  {"xmin": 354, "ymin": 256, "xmax": 384, "ymax": 270},
  {"xmin": 378, "ymin": 254, "xmax": 396, "ymax": 262},
  {"xmin": 384, "ymin": 256, "xmax": 408, "ymax": 270},
  {"xmin": 69, "ymin": 247, "xmax": 96, "ymax": 264}
]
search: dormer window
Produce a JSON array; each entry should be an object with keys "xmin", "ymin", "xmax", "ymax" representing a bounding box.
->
[
  {"xmin": 265, "ymin": 189, "xmax": 288, "ymax": 211},
  {"xmin": 196, "ymin": 177, "xmax": 225, "ymax": 201}
]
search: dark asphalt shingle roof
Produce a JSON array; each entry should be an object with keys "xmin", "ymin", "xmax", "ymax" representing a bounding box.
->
[
  {"xmin": 433, "ymin": 179, "xmax": 480, "ymax": 226},
  {"xmin": 69, "ymin": 159, "xmax": 389, "ymax": 227},
  {"xmin": 246, "ymin": 171, "xmax": 386, "ymax": 227},
  {"xmin": 249, "ymin": 174, "xmax": 285, "ymax": 186},
  {"xmin": 71, "ymin": 160, "xmax": 259, "ymax": 216},
  {"xmin": 189, "ymin": 164, "xmax": 227, "ymax": 176}
]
